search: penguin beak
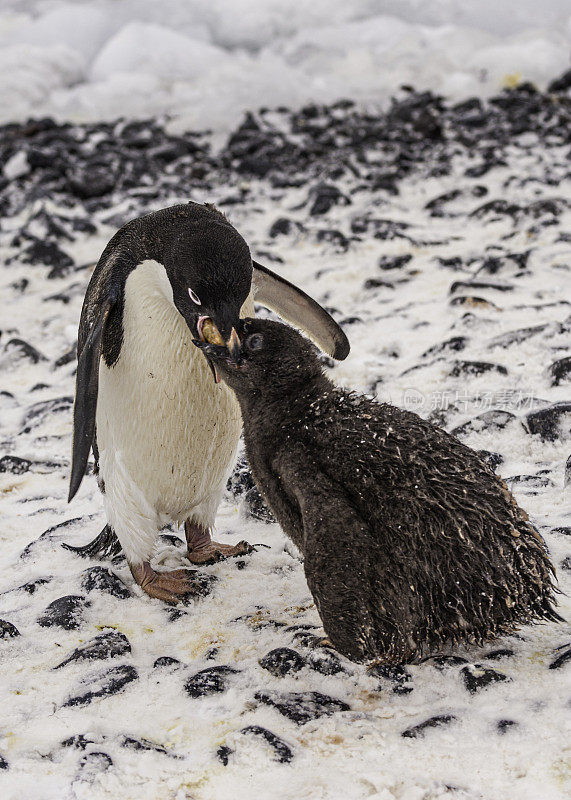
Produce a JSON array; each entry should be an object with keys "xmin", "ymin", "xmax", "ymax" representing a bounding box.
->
[
  {"xmin": 196, "ymin": 318, "xmax": 242, "ymax": 382},
  {"xmin": 227, "ymin": 327, "xmax": 242, "ymax": 361}
]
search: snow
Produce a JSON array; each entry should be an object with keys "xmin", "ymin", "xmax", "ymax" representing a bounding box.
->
[{"xmin": 0, "ymin": 1, "xmax": 569, "ymax": 130}]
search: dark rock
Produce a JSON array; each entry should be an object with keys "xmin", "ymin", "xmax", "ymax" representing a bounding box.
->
[
  {"xmin": 449, "ymin": 280, "xmax": 514, "ymax": 294},
  {"xmin": 449, "ymin": 361, "xmax": 508, "ymax": 377},
  {"xmin": 470, "ymin": 199, "xmax": 521, "ymax": 219},
  {"xmin": 484, "ymin": 648, "xmax": 514, "ymax": 660},
  {"xmin": 2, "ymin": 338, "xmax": 46, "ymax": 365},
  {"xmin": 307, "ymin": 649, "xmax": 345, "ymax": 675},
  {"xmin": 316, "ymin": 229, "xmax": 349, "ymax": 251},
  {"xmin": 255, "ymin": 691, "xmax": 350, "ymax": 724},
  {"xmin": 488, "ymin": 324, "xmax": 547, "ymax": 349},
  {"xmin": 240, "ymin": 725, "xmax": 293, "ymax": 763},
  {"xmin": 551, "ymin": 527, "xmax": 571, "ymax": 536},
  {"xmin": 121, "ymin": 736, "xmax": 170, "ymax": 755},
  {"xmin": 309, "ymin": 184, "xmax": 349, "ymax": 216},
  {"xmin": 54, "ymin": 631, "xmax": 131, "ymax": 669},
  {"xmin": 217, "ymin": 745, "xmax": 233, "ymax": 765},
  {"xmin": 153, "ymin": 656, "xmax": 182, "ymax": 669},
  {"xmin": 548, "ymin": 357, "xmax": 571, "ymax": 386},
  {"xmin": 0, "ymin": 754, "xmax": 7, "ymax": 769},
  {"xmin": 549, "ymin": 645, "xmax": 571, "ymax": 670},
  {"xmin": 548, "ymin": 69, "xmax": 571, "ymax": 93},
  {"xmin": 566, "ymin": 456, "xmax": 571, "ymax": 488},
  {"xmin": 21, "ymin": 396, "xmax": 73, "ymax": 434},
  {"xmin": 259, "ymin": 647, "xmax": 306, "ymax": 677},
  {"xmin": 363, "ymin": 278, "xmax": 395, "ymax": 290},
  {"xmin": 77, "ymin": 752, "xmax": 113, "ymax": 778},
  {"xmin": 560, "ymin": 557, "xmax": 571, "ymax": 571},
  {"xmin": 19, "ymin": 240, "xmax": 74, "ymax": 274},
  {"xmin": 158, "ymin": 533, "xmax": 185, "ymax": 548},
  {"xmin": 428, "ymin": 655, "xmax": 469, "ymax": 670},
  {"xmin": 449, "ymin": 295, "xmax": 499, "ymax": 310},
  {"xmin": 64, "ymin": 664, "xmax": 138, "ymax": 707},
  {"xmin": 378, "ymin": 254, "xmax": 412, "ymax": 270},
  {"xmin": 37, "ymin": 595, "xmax": 90, "ymax": 630},
  {"xmin": 269, "ymin": 218, "xmax": 296, "ymax": 237},
  {"xmin": 292, "ymin": 630, "xmax": 326, "ymax": 648},
  {"xmin": 369, "ymin": 662, "xmax": 413, "ymax": 693},
  {"xmin": 61, "ymin": 734, "xmax": 98, "ymax": 750},
  {"xmin": 185, "ymin": 666, "xmax": 239, "ymax": 698},
  {"xmin": 525, "ymin": 403, "xmax": 571, "ymax": 442},
  {"xmin": 402, "ymin": 714, "xmax": 457, "ymax": 738},
  {"xmin": 451, "ymin": 410, "xmax": 515, "ymax": 436},
  {"xmin": 461, "ymin": 664, "xmax": 511, "ymax": 693},
  {"xmin": 0, "ymin": 455, "xmax": 32, "ymax": 474},
  {"xmin": 54, "ymin": 343, "xmax": 77, "ymax": 368},
  {"xmin": 477, "ymin": 450, "xmax": 504, "ymax": 470},
  {"xmin": 0, "ymin": 619, "xmax": 20, "ymax": 639},
  {"xmin": 13, "ymin": 577, "xmax": 52, "ymax": 594},
  {"xmin": 497, "ymin": 719, "xmax": 518, "ymax": 734},
  {"xmin": 421, "ymin": 336, "xmax": 467, "ymax": 357},
  {"xmin": 67, "ymin": 164, "xmax": 116, "ymax": 199},
  {"xmin": 81, "ymin": 566, "xmax": 131, "ymax": 599}
]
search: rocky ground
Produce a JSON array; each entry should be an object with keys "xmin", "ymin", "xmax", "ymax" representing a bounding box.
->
[{"xmin": 0, "ymin": 77, "xmax": 570, "ymax": 800}]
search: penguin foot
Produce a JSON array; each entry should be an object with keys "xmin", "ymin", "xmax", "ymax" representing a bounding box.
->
[
  {"xmin": 184, "ymin": 520, "xmax": 254, "ymax": 565},
  {"xmin": 130, "ymin": 561, "xmax": 205, "ymax": 604}
]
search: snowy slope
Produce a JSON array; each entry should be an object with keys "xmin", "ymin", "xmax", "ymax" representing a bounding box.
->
[
  {"xmin": 0, "ymin": 1, "xmax": 570, "ymax": 130},
  {"xmin": 0, "ymin": 75, "xmax": 570, "ymax": 799}
]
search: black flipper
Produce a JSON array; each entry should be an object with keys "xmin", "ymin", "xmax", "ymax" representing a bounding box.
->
[
  {"xmin": 62, "ymin": 525, "xmax": 123, "ymax": 559},
  {"xmin": 252, "ymin": 261, "xmax": 350, "ymax": 360},
  {"xmin": 68, "ymin": 299, "xmax": 113, "ymax": 502}
]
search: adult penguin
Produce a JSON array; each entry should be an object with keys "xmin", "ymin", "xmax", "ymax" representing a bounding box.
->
[{"xmin": 67, "ymin": 202, "xmax": 349, "ymax": 602}]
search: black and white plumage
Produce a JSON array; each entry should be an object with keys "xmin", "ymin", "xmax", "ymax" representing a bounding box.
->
[
  {"xmin": 196, "ymin": 318, "xmax": 561, "ymax": 664},
  {"xmin": 67, "ymin": 203, "xmax": 349, "ymax": 601}
]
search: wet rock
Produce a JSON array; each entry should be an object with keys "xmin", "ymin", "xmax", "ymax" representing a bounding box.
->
[
  {"xmin": 488, "ymin": 324, "xmax": 547, "ymax": 349},
  {"xmin": 0, "ymin": 619, "xmax": 20, "ymax": 639},
  {"xmin": 378, "ymin": 254, "xmax": 412, "ymax": 271},
  {"xmin": 255, "ymin": 691, "xmax": 350, "ymax": 724},
  {"xmin": 309, "ymin": 184, "xmax": 349, "ymax": 216},
  {"xmin": 497, "ymin": 719, "xmax": 518, "ymax": 734},
  {"xmin": 21, "ymin": 396, "xmax": 73, "ymax": 434},
  {"xmin": 227, "ymin": 456, "xmax": 275, "ymax": 523},
  {"xmin": 548, "ymin": 357, "xmax": 571, "ymax": 386},
  {"xmin": 185, "ymin": 666, "xmax": 239, "ymax": 698},
  {"xmin": 477, "ymin": 450, "xmax": 504, "ymax": 470},
  {"xmin": 121, "ymin": 736, "xmax": 171, "ymax": 755},
  {"xmin": 153, "ymin": 656, "xmax": 182, "ymax": 669},
  {"xmin": 64, "ymin": 664, "xmax": 138, "ymax": 707},
  {"xmin": 402, "ymin": 714, "xmax": 457, "ymax": 738},
  {"xmin": 1, "ymin": 338, "xmax": 46, "ymax": 366},
  {"xmin": 428, "ymin": 655, "xmax": 469, "ymax": 670},
  {"xmin": 449, "ymin": 280, "xmax": 514, "ymax": 294},
  {"xmin": 55, "ymin": 631, "xmax": 131, "ymax": 669},
  {"xmin": 81, "ymin": 566, "xmax": 131, "ymax": 599},
  {"xmin": 307, "ymin": 649, "xmax": 345, "ymax": 676},
  {"xmin": 76, "ymin": 751, "xmax": 113, "ymax": 780},
  {"xmin": 524, "ymin": 403, "xmax": 571, "ymax": 442},
  {"xmin": 0, "ymin": 455, "xmax": 32, "ymax": 474},
  {"xmin": 259, "ymin": 647, "xmax": 306, "ymax": 677},
  {"xmin": 421, "ymin": 336, "xmax": 467, "ymax": 357},
  {"xmin": 217, "ymin": 745, "xmax": 233, "ymax": 765},
  {"xmin": 240, "ymin": 725, "xmax": 294, "ymax": 763},
  {"xmin": 549, "ymin": 645, "xmax": 571, "ymax": 670},
  {"xmin": 461, "ymin": 664, "xmax": 511, "ymax": 693},
  {"xmin": 451, "ymin": 410, "xmax": 515, "ymax": 436},
  {"xmin": 37, "ymin": 595, "xmax": 90, "ymax": 631},
  {"xmin": 449, "ymin": 361, "xmax": 508, "ymax": 377},
  {"xmin": 484, "ymin": 648, "xmax": 515, "ymax": 660}
]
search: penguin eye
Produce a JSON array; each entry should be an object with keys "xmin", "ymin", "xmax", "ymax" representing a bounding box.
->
[
  {"xmin": 188, "ymin": 288, "xmax": 201, "ymax": 305},
  {"xmin": 246, "ymin": 333, "xmax": 264, "ymax": 352}
]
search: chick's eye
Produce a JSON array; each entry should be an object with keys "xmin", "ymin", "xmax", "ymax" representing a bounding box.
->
[
  {"xmin": 188, "ymin": 288, "xmax": 201, "ymax": 305},
  {"xmin": 246, "ymin": 333, "xmax": 264, "ymax": 352}
]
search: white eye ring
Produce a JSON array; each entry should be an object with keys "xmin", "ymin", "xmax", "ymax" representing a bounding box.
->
[{"xmin": 188, "ymin": 288, "xmax": 201, "ymax": 305}]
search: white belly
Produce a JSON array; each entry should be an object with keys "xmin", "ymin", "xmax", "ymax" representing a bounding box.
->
[{"xmin": 95, "ymin": 259, "xmax": 253, "ymax": 560}]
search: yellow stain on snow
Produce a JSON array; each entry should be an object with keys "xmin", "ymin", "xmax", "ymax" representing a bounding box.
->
[{"xmin": 503, "ymin": 72, "xmax": 522, "ymax": 88}]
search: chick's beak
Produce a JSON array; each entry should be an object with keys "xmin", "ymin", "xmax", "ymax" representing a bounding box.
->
[
  {"xmin": 227, "ymin": 327, "xmax": 242, "ymax": 362},
  {"xmin": 195, "ymin": 318, "xmax": 242, "ymax": 383}
]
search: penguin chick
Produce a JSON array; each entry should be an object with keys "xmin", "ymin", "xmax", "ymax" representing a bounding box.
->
[
  {"xmin": 195, "ymin": 319, "xmax": 561, "ymax": 664},
  {"xmin": 67, "ymin": 203, "xmax": 349, "ymax": 603}
]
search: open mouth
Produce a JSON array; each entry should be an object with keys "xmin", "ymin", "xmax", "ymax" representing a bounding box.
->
[{"xmin": 197, "ymin": 316, "xmax": 224, "ymax": 383}]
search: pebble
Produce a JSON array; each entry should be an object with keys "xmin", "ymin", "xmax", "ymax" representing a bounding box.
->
[
  {"xmin": 461, "ymin": 664, "xmax": 511, "ymax": 693},
  {"xmin": 259, "ymin": 647, "xmax": 306, "ymax": 677},
  {"xmin": 37, "ymin": 595, "xmax": 90, "ymax": 631},
  {"xmin": 0, "ymin": 619, "xmax": 20, "ymax": 639},
  {"xmin": 54, "ymin": 631, "xmax": 131, "ymax": 669},
  {"xmin": 525, "ymin": 403, "xmax": 571, "ymax": 442},
  {"xmin": 185, "ymin": 666, "xmax": 239, "ymax": 698},
  {"xmin": 240, "ymin": 725, "xmax": 294, "ymax": 763},
  {"xmin": 548, "ymin": 645, "xmax": 571, "ymax": 670},
  {"xmin": 81, "ymin": 566, "xmax": 131, "ymax": 599},
  {"xmin": 402, "ymin": 714, "xmax": 457, "ymax": 738},
  {"xmin": 64, "ymin": 664, "xmax": 138, "ymax": 707},
  {"xmin": 255, "ymin": 691, "xmax": 350, "ymax": 724}
]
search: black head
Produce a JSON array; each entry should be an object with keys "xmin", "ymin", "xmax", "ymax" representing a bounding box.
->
[
  {"xmin": 193, "ymin": 318, "xmax": 325, "ymax": 402},
  {"xmin": 164, "ymin": 219, "xmax": 252, "ymax": 346}
]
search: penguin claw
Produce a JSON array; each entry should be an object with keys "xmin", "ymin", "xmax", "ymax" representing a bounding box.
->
[
  {"xmin": 130, "ymin": 562, "xmax": 208, "ymax": 604},
  {"xmin": 186, "ymin": 539, "xmax": 255, "ymax": 565}
]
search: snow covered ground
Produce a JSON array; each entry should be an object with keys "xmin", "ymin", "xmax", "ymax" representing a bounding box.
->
[
  {"xmin": 0, "ymin": 1, "xmax": 570, "ymax": 131},
  {"xmin": 1, "ymin": 2, "xmax": 571, "ymax": 799}
]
